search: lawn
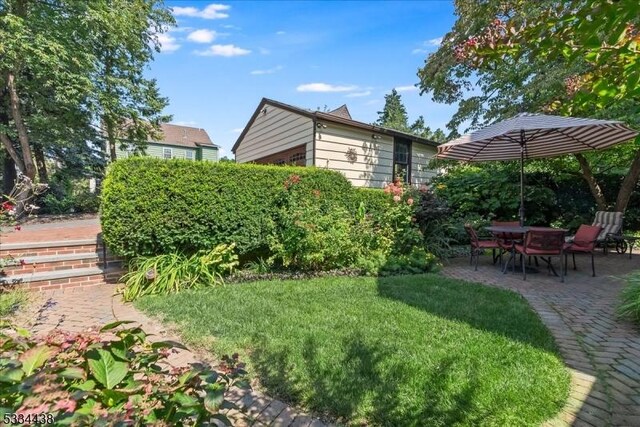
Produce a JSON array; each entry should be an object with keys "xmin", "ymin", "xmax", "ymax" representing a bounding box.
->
[{"xmin": 137, "ymin": 274, "xmax": 569, "ymax": 426}]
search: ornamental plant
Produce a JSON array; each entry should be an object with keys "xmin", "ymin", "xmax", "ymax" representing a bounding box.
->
[{"xmin": 0, "ymin": 322, "xmax": 247, "ymax": 425}]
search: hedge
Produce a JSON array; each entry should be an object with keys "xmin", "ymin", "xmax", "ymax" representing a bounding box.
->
[{"xmin": 100, "ymin": 158, "xmax": 354, "ymax": 259}]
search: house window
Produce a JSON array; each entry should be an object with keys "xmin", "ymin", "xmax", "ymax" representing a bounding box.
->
[
  {"xmin": 289, "ymin": 152, "xmax": 305, "ymax": 165},
  {"xmin": 163, "ymin": 148, "xmax": 172, "ymax": 159},
  {"xmin": 185, "ymin": 150, "xmax": 194, "ymax": 160},
  {"xmin": 393, "ymin": 139, "xmax": 411, "ymax": 183},
  {"xmin": 274, "ymin": 159, "xmax": 286, "ymax": 165}
]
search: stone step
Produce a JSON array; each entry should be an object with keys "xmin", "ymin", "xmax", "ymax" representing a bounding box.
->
[
  {"xmin": 0, "ymin": 267, "xmax": 107, "ymax": 291},
  {"xmin": 1, "ymin": 252, "xmax": 125, "ymax": 276},
  {"xmin": 0, "ymin": 239, "xmax": 103, "ymax": 258}
]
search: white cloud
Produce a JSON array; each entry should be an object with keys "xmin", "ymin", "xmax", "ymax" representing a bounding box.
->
[
  {"xmin": 194, "ymin": 44, "xmax": 251, "ymax": 57},
  {"xmin": 259, "ymin": 47, "xmax": 271, "ymax": 55},
  {"xmin": 364, "ymin": 99, "xmax": 381, "ymax": 106},
  {"xmin": 157, "ymin": 33, "xmax": 180, "ymax": 53},
  {"xmin": 346, "ymin": 90, "xmax": 371, "ymax": 98},
  {"xmin": 172, "ymin": 4, "xmax": 231, "ymax": 19},
  {"xmin": 276, "ymin": 30, "xmax": 286, "ymax": 35},
  {"xmin": 221, "ymin": 24, "xmax": 240, "ymax": 30},
  {"xmin": 231, "ymin": 128, "xmax": 244, "ymax": 133},
  {"xmin": 297, "ymin": 83, "xmax": 358, "ymax": 93},
  {"xmin": 412, "ymin": 37, "xmax": 443, "ymax": 54},
  {"xmin": 250, "ymin": 65, "xmax": 283, "ymax": 75},
  {"xmin": 173, "ymin": 120, "xmax": 198, "ymax": 126},
  {"xmin": 395, "ymin": 85, "xmax": 418, "ymax": 92},
  {"xmin": 187, "ymin": 29, "xmax": 217, "ymax": 43}
]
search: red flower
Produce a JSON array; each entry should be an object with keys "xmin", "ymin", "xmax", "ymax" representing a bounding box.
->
[
  {"xmin": 14, "ymin": 225, "xmax": 21, "ymax": 231},
  {"xmin": 1, "ymin": 201, "xmax": 14, "ymax": 211},
  {"xmin": 19, "ymin": 259, "xmax": 26, "ymax": 266}
]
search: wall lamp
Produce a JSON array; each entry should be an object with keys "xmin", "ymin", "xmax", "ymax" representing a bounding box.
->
[
  {"xmin": 316, "ymin": 122, "xmax": 327, "ymax": 129},
  {"xmin": 372, "ymin": 134, "xmax": 382, "ymax": 140}
]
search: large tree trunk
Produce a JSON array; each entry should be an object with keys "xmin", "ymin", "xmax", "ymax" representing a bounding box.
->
[
  {"xmin": 33, "ymin": 142, "xmax": 48, "ymax": 183},
  {"xmin": 575, "ymin": 153, "xmax": 607, "ymax": 211},
  {"xmin": 3, "ymin": 155, "xmax": 17, "ymax": 196},
  {"xmin": 615, "ymin": 147, "xmax": 640, "ymax": 212},
  {"xmin": 105, "ymin": 118, "xmax": 117, "ymax": 161},
  {"xmin": 6, "ymin": 72, "xmax": 36, "ymax": 179}
]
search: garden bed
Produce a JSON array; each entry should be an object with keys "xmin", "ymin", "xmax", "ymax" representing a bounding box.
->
[{"xmin": 137, "ymin": 274, "xmax": 570, "ymax": 426}]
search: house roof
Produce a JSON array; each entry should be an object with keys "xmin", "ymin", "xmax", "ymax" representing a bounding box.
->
[
  {"xmin": 232, "ymin": 98, "xmax": 438, "ymax": 153},
  {"xmin": 152, "ymin": 124, "xmax": 219, "ymax": 149}
]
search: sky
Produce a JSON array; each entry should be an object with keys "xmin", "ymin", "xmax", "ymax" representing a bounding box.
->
[{"xmin": 150, "ymin": 1, "xmax": 457, "ymax": 157}]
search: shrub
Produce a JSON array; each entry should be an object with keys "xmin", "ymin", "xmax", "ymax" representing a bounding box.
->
[
  {"xmin": 0, "ymin": 322, "xmax": 247, "ymax": 425},
  {"xmin": 121, "ymin": 244, "xmax": 239, "ymax": 301},
  {"xmin": 38, "ymin": 173, "xmax": 99, "ymax": 215},
  {"xmin": 618, "ymin": 271, "xmax": 640, "ymax": 325},
  {"xmin": 101, "ymin": 158, "xmax": 353, "ymax": 259}
]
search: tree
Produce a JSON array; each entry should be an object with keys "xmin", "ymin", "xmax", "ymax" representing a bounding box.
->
[
  {"xmin": 418, "ymin": 0, "xmax": 640, "ymax": 212},
  {"xmin": 0, "ymin": 0, "xmax": 174, "ymax": 206},
  {"xmin": 376, "ymin": 89, "xmax": 447, "ymax": 142}
]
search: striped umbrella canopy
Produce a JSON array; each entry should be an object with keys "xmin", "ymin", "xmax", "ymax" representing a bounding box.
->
[{"xmin": 436, "ymin": 113, "xmax": 639, "ymax": 225}]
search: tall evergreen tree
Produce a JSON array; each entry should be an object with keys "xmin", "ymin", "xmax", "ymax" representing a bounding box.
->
[{"xmin": 376, "ymin": 89, "xmax": 410, "ymax": 131}]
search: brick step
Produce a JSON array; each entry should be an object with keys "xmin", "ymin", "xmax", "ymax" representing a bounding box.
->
[
  {"xmin": 0, "ymin": 239, "xmax": 122, "ymax": 262},
  {"xmin": 0, "ymin": 267, "xmax": 107, "ymax": 291},
  {"xmin": 1, "ymin": 253, "xmax": 124, "ymax": 276}
]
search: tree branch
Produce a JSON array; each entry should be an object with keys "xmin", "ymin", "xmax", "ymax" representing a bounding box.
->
[{"xmin": 575, "ymin": 153, "xmax": 607, "ymax": 211}]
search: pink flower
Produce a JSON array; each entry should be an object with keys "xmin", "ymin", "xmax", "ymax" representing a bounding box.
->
[
  {"xmin": 383, "ymin": 185, "xmax": 392, "ymax": 194},
  {"xmin": 54, "ymin": 399, "xmax": 77, "ymax": 413},
  {"xmin": 393, "ymin": 195, "xmax": 401, "ymax": 202},
  {"xmin": 407, "ymin": 198, "xmax": 414, "ymax": 206}
]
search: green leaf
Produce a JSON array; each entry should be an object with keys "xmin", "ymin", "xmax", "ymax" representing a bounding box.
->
[
  {"xmin": 172, "ymin": 391, "xmax": 198, "ymax": 407},
  {"xmin": 100, "ymin": 320, "xmax": 135, "ymax": 332},
  {"xmin": 86, "ymin": 349, "xmax": 129, "ymax": 389},
  {"xmin": 18, "ymin": 345, "xmax": 55, "ymax": 376},
  {"xmin": 151, "ymin": 340, "xmax": 188, "ymax": 351},
  {"xmin": 101, "ymin": 389, "xmax": 129, "ymax": 407},
  {"xmin": 0, "ymin": 368, "xmax": 24, "ymax": 383},
  {"xmin": 203, "ymin": 386, "xmax": 225, "ymax": 414},
  {"xmin": 72, "ymin": 379, "xmax": 96, "ymax": 391},
  {"xmin": 59, "ymin": 366, "xmax": 86, "ymax": 380}
]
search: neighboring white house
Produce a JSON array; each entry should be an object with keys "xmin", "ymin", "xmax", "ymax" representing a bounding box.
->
[{"xmin": 232, "ymin": 98, "xmax": 438, "ymax": 188}]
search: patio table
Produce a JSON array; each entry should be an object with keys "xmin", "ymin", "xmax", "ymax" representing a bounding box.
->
[{"xmin": 485, "ymin": 226, "xmax": 567, "ymax": 275}]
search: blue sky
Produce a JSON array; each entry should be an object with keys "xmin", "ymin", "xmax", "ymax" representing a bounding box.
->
[{"xmin": 150, "ymin": 1, "xmax": 457, "ymax": 157}]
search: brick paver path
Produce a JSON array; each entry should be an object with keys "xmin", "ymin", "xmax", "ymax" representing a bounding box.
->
[
  {"xmin": 442, "ymin": 251, "xmax": 640, "ymax": 426},
  {"xmin": 12, "ymin": 284, "xmax": 329, "ymax": 427}
]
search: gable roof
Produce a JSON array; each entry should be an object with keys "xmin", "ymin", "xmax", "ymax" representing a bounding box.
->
[
  {"xmin": 152, "ymin": 124, "xmax": 219, "ymax": 149},
  {"xmin": 232, "ymin": 98, "xmax": 438, "ymax": 153},
  {"xmin": 328, "ymin": 104, "xmax": 352, "ymax": 120}
]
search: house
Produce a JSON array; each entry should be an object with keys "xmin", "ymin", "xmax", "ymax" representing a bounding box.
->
[
  {"xmin": 232, "ymin": 98, "xmax": 438, "ymax": 187},
  {"xmin": 115, "ymin": 123, "xmax": 219, "ymax": 161}
]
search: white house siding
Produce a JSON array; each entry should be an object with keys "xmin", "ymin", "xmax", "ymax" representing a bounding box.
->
[
  {"xmin": 236, "ymin": 105, "xmax": 314, "ymax": 163},
  {"xmin": 411, "ymin": 143, "xmax": 438, "ymax": 185},
  {"xmin": 314, "ymin": 123, "xmax": 394, "ymax": 188},
  {"xmin": 199, "ymin": 146, "xmax": 219, "ymax": 161}
]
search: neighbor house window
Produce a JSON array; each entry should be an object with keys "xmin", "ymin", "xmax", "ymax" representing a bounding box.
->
[
  {"xmin": 393, "ymin": 139, "xmax": 411, "ymax": 183},
  {"xmin": 163, "ymin": 148, "xmax": 172, "ymax": 159},
  {"xmin": 185, "ymin": 150, "xmax": 194, "ymax": 160}
]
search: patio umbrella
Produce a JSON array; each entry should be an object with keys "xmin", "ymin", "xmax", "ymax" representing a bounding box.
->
[{"xmin": 436, "ymin": 113, "xmax": 638, "ymax": 226}]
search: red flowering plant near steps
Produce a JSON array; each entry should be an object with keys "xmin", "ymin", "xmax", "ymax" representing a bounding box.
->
[
  {"xmin": 0, "ymin": 321, "xmax": 248, "ymax": 425},
  {"xmin": 0, "ymin": 174, "xmax": 48, "ymax": 278}
]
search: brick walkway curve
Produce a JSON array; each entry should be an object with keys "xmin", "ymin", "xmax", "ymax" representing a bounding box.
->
[
  {"xmin": 442, "ymin": 253, "xmax": 640, "ymax": 427},
  {"xmin": 14, "ymin": 284, "xmax": 329, "ymax": 427}
]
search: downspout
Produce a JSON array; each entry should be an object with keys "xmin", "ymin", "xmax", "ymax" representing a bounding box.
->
[{"xmin": 311, "ymin": 118, "xmax": 316, "ymax": 167}]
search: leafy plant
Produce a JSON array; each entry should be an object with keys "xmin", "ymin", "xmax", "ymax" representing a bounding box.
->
[
  {"xmin": 121, "ymin": 244, "xmax": 239, "ymax": 301},
  {"xmin": 618, "ymin": 272, "xmax": 640, "ymax": 325},
  {"xmin": 0, "ymin": 288, "xmax": 28, "ymax": 319},
  {"xmin": 0, "ymin": 322, "xmax": 247, "ymax": 425}
]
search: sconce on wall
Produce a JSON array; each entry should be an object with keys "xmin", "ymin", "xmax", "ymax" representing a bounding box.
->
[
  {"xmin": 372, "ymin": 134, "xmax": 382, "ymax": 140},
  {"xmin": 316, "ymin": 122, "xmax": 327, "ymax": 129}
]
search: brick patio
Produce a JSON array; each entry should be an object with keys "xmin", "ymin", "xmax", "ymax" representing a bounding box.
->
[{"xmin": 442, "ymin": 250, "xmax": 640, "ymax": 426}]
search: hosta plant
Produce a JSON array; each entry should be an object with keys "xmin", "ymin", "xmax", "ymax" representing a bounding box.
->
[
  {"xmin": 0, "ymin": 321, "xmax": 248, "ymax": 426},
  {"xmin": 122, "ymin": 244, "xmax": 239, "ymax": 301}
]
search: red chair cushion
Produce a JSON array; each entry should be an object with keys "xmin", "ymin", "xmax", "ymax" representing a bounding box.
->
[
  {"xmin": 515, "ymin": 244, "xmax": 561, "ymax": 256},
  {"xmin": 476, "ymin": 240, "xmax": 501, "ymax": 249}
]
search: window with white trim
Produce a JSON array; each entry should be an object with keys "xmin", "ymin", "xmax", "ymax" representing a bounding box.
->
[
  {"xmin": 163, "ymin": 148, "xmax": 172, "ymax": 159},
  {"xmin": 185, "ymin": 150, "xmax": 194, "ymax": 160}
]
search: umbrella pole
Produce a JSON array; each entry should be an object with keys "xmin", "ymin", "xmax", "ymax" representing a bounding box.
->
[{"xmin": 519, "ymin": 129, "xmax": 525, "ymax": 227}]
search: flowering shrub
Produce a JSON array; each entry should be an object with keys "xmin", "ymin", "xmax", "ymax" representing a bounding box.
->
[
  {"xmin": 381, "ymin": 180, "xmax": 424, "ymax": 255},
  {"xmin": 121, "ymin": 244, "xmax": 239, "ymax": 301},
  {"xmin": 0, "ymin": 322, "xmax": 247, "ymax": 425}
]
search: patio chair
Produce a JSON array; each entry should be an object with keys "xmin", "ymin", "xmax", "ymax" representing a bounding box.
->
[
  {"xmin": 515, "ymin": 228, "xmax": 566, "ymax": 282},
  {"xmin": 568, "ymin": 211, "xmax": 623, "ymax": 252},
  {"xmin": 563, "ymin": 225, "xmax": 602, "ymax": 277},
  {"xmin": 464, "ymin": 224, "xmax": 501, "ymax": 271}
]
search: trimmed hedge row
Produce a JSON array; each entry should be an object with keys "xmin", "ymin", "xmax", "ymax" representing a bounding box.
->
[{"xmin": 100, "ymin": 158, "xmax": 354, "ymax": 259}]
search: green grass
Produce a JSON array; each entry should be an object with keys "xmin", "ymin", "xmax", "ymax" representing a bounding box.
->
[
  {"xmin": 137, "ymin": 274, "xmax": 569, "ymax": 426},
  {"xmin": 0, "ymin": 288, "xmax": 28, "ymax": 319}
]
